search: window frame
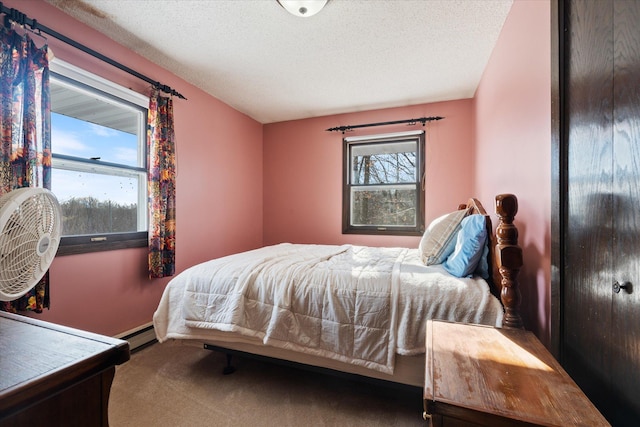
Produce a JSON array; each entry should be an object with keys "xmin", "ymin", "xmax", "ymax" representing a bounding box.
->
[
  {"xmin": 342, "ymin": 130, "xmax": 425, "ymax": 236},
  {"xmin": 50, "ymin": 59, "xmax": 149, "ymax": 256}
]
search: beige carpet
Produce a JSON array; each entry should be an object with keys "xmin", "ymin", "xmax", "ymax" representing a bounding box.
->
[{"xmin": 108, "ymin": 341, "xmax": 424, "ymax": 427}]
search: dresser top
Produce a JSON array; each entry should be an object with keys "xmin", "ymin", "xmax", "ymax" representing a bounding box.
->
[
  {"xmin": 424, "ymin": 320, "xmax": 609, "ymax": 426},
  {"xmin": 0, "ymin": 311, "xmax": 129, "ymax": 414}
]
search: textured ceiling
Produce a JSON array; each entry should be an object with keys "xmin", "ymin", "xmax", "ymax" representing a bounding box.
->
[{"xmin": 45, "ymin": 0, "xmax": 514, "ymax": 124}]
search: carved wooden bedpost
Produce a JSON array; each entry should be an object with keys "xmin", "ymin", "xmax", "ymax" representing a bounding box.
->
[{"xmin": 495, "ymin": 194, "xmax": 524, "ymax": 329}]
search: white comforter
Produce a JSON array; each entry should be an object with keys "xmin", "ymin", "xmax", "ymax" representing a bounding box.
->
[{"xmin": 154, "ymin": 243, "xmax": 503, "ymax": 374}]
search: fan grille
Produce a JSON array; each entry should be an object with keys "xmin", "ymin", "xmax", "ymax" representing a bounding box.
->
[{"xmin": 0, "ymin": 189, "xmax": 61, "ymax": 301}]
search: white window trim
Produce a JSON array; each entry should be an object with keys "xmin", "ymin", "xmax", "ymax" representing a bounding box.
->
[
  {"xmin": 50, "ymin": 58, "xmax": 148, "ymax": 108},
  {"xmin": 50, "ymin": 58, "xmax": 150, "ymax": 243},
  {"xmin": 344, "ymin": 130, "xmax": 424, "ymax": 143}
]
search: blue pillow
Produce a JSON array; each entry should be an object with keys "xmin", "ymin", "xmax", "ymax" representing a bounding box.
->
[
  {"xmin": 474, "ymin": 242, "xmax": 490, "ymax": 280},
  {"xmin": 443, "ymin": 214, "xmax": 488, "ymax": 278}
]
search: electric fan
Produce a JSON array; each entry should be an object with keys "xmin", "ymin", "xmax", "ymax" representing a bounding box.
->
[{"xmin": 0, "ymin": 187, "xmax": 62, "ymax": 301}]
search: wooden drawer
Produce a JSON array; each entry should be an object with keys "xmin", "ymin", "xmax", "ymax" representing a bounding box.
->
[{"xmin": 0, "ymin": 312, "xmax": 130, "ymax": 426}]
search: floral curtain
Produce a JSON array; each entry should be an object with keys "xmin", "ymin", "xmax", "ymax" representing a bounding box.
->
[
  {"xmin": 0, "ymin": 28, "xmax": 51, "ymax": 312},
  {"xmin": 147, "ymin": 88, "xmax": 176, "ymax": 278}
]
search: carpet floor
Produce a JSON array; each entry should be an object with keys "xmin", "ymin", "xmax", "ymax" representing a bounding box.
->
[{"xmin": 108, "ymin": 340, "xmax": 424, "ymax": 427}]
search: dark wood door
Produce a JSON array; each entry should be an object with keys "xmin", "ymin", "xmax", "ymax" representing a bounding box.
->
[
  {"xmin": 561, "ymin": 1, "xmax": 640, "ymax": 425},
  {"xmin": 610, "ymin": 1, "xmax": 640, "ymax": 424}
]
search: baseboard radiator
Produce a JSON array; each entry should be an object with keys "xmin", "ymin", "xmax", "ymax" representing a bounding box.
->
[{"xmin": 115, "ymin": 322, "xmax": 157, "ymax": 352}]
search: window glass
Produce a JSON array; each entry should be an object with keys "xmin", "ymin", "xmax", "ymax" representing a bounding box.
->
[
  {"xmin": 350, "ymin": 186, "xmax": 418, "ymax": 227},
  {"xmin": 343, "ymin": 131, "xmax": 425, "ymax": 235},
  {"xmin": 52, "ymin": 111, "xmax": 139, "ymax": 167},
  {"xmin": 49, "ymin": 60, "xmax": 148, "ymax": 254},
  {"xmin": 51, "ymin": 168, "xmax": 144, "ymax": 235},
  {"xmin": 350, "ymin": 140, "xmax": 417, "ymax": 184}
]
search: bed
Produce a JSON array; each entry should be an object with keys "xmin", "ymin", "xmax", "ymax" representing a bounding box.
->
[{"xmin": 153, "ymin": 194, "xmax": 523, "ymax": 387}]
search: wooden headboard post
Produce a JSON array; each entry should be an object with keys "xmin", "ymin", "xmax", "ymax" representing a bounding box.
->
[{"xmin": 495, "ymin": 194, "xmax": 524, "ymax": 329}]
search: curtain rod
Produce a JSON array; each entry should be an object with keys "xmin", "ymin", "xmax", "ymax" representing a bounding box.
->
[
  {"xmin": 0, "ymin": 3, "xmax": 187, "ymax": 100},
  {"xmin": 326, "ymin": 116, "xmax": 444, "ymax": 134}
]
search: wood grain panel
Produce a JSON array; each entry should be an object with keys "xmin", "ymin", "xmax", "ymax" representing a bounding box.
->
[
  {"xmin": 0, "ymin": 312, "xmax": 129, "ymax": 426},
  {"xmin": 563, "ymin": 0, "xmax": 614, "ymax": 417},
  {"xmin": 425, "ymin": 321, "xmax": 609, "ymax": 426},
  {"xmin": 561, "ymin": 0, "xmax": 640, "ymax": 424},
  {"xmin": 610, "ymin": 1, "xmax": 640, "ymax": 425}
]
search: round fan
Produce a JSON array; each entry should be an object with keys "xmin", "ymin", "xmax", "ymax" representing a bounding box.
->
[{"xmin": 0, "ymin": 187, "xmax": 62, "ymax": 301}]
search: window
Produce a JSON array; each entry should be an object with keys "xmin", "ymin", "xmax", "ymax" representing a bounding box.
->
[
  {"xmin": 50, "ymin": 60, "xmax": 149, "ymax": 255},
  {"xmin": 343, "ymin": 130, "xmax": 425, "ymax": 235}
]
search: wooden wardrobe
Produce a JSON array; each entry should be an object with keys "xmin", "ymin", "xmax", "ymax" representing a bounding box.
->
[{"xmin": 553, "ymin": 0, "xmax": 640, "ymax": 425}]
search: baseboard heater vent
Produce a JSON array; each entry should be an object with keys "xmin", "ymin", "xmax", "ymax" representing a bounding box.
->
[{"xmin": 115, "ymin": 322, "xmax": 157, "ymax": 353}]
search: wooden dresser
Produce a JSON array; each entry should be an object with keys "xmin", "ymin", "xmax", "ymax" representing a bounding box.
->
[
  {"xmin": 0, "ymin": 311, "xmax": 130, "ymax": 427},
  {"xmin": 423, "ymin": 320, "xmax": 610, "ymax": 426}
]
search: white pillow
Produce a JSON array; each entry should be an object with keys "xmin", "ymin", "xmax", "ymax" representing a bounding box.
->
[{"xmin": 419, "ymin": 208, "xmax": 469, "ymax": 265}]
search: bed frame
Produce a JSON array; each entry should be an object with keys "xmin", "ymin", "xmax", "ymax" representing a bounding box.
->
[
  {"xmin": 178, "ymin": 194, "xmax": 524, "ymax": 387},
  {"xmin": 463, "ymin": 193, "xmax": 523, "ymax": 329}
]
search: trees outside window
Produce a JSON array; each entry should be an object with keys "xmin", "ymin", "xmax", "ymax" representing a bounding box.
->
[
  {"xmin": 50, "ymin": 60, "xmax": 148, "ymax": 255},
  {"xmin": 343, "ymin": 131, "xmax": 425, "ymax": 235}
]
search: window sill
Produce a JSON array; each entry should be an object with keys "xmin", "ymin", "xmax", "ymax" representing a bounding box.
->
[
  {"xmin": 56, "ymin": 232, "xmax": 147, "ymax": 256},
  {"xmin": 342, "ymin": 228, "xmax": 423, "ymax": 237}
]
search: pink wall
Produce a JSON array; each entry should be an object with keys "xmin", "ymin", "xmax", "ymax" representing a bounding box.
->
[
  {"xmin": 264, "ymin": 0, "xmax": 552, "ymax": 344},
  {"xmin": 474, "ymin": 0, "xmax": 551, "ymax": 344},
  {"xmin": 263, "ymin": 100, "xmax": 476, "ymax": 248},
  {"xmin": 8, "ymin": 0, "xmax": 264, "ymax": 336},
  {"xmin": 7, "ymin": 1, "xmax": 551, "ymax": 344}
]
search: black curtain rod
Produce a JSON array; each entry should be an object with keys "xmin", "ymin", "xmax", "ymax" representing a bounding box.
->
[
  {"xmin": 0, "ymin": 3, "xmax": 187, "ymax": 100},
  {"xmin": 326, "ymin": 116, "xmax": 444, "ymax": 133}
]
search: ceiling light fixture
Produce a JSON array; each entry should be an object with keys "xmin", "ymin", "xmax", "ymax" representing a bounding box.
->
[{"xmin": 277, "ymin": 0, "xmax": 329, "ymax": 18}]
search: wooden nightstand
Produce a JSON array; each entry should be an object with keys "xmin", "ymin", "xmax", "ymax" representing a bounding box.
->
[
  {"xmin": 0, "ymin": 312, "xmax": 130, "ymax": 427},
  {"xmin": 423, "ymin": 320, "xmax": 609, "ymax": 426}
]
